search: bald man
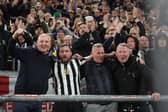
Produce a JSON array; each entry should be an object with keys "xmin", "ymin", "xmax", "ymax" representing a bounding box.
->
[{"xmin": 8, "ymin": 33, "xmax": 54, "ymax": 112}]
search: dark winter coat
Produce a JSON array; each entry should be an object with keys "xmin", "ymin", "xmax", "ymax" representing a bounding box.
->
[{"xmin": 8, "ymin": 38, "xmax": 53, "ymax": 94}]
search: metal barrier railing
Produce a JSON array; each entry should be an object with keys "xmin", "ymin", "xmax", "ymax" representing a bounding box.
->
[
  {"xmin": 0, "ymin": 71, "xmax": 17, "ymax": 77},
  {"xmin": 0, "ymin": 94, "xmax": 167, "ymax": 102}
]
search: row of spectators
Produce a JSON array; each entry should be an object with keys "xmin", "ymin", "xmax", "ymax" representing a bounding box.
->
[
  {"xmin": 0, "ymin": 0, "xmax": 168, "ymax": 82},
  {"xmin": 0, "ymin": 0, "xmax": 168, "ymax": 112},
  {"xmin": 0, "ymin": 0, "xmax": 167, "ymax": 71}
]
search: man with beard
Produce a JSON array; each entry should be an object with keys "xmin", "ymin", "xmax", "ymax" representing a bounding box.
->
[{"xmin": 52, "ymin": 43, "xmax": 90, "ymax": 112}]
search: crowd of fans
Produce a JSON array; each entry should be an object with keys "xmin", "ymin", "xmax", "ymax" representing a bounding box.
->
[
  {"xmin": 0, "ymin": 0, "xmax": 168, "ymax": 112},
  {"xmin": 0, "ymin": 0, "xmax": 167, "ymax": 70},
  {"xmin": 0, "ymin": 0, "xmax": 167, "ymax": 71}
]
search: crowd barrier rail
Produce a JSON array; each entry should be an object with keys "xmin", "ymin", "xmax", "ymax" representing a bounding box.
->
[
  {"xmin": 1, "ymin": 71, "xmax": 168, "ymax": 112},
  {"xmin": 1, "ymin": 94, "xmax": 168, "ymax": 102}
]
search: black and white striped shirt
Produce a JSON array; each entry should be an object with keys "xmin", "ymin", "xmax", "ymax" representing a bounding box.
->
[{"xmin": 53, "ymin": 59, "xmax": 86, "ymax": 95}]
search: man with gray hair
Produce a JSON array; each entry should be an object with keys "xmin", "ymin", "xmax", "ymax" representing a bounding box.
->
[
  {"xmin": 82, "ymin": 43, "xmax": 117, "ymax": 112},
  {"xmin": 111, "ymin": 43, "xmax": 160, "ymax": 112}
]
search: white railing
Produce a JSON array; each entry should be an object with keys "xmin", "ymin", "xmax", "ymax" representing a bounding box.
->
[{"xmin": 0, "ymin": 94, "xmax": 167, "ymax": 102}]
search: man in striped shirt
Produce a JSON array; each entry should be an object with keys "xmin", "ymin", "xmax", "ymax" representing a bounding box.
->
[{"xmin": 52, "ymin": 43, "xmax": 86, "ymax": 112}]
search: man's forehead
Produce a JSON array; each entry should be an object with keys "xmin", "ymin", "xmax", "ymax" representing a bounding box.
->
[
  {"xmin": 140, "ymin": 38, "xmax": 148, "ymax": 41},
  {"xmin": 94, "ymin": 47, "xmax": 104, "ymax": 51},
  {"xmin": 79, "ymin": 24, "xmax": 87, "ymax": 27},
  {"xmin": 92, "ymin": 47, "xmax": 104, "ymax": 53},
  {"xmin": 64, "ymin": 35, "xmax": 72, "ymax": 39},
  {"xmin": 38, "ymin": 36, "xmax": 50, "ymax": 41},
  {"xmin": 59, "ymin": 46, "xmax": 71, "ymax": 50},
  {"xmin": 117, "ymin": 45, "xmax": 129, "ymax": 51}
]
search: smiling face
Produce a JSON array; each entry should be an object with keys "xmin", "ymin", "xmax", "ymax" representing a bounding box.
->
[
  {"xmin": 116, "ymin": 43, "xmax": 131, "ymax": 63},
  {"xmin": 36, "ymin": 33, "xmax": 52, "ymax": 54},
  {"xmin": 63, "ymin": 35, "xmax": 72, "ymax": 46}
]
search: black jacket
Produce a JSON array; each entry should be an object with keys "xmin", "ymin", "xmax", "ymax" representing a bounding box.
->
[
  {"xmin": 82, "ymin": 59, "xmax": 115, "ymax": 104},
  {"xmin": 0, "ymin": 29, "xmax": 11, "ymax": 70},
  {"xmin": 111, "ymin": 56, "xmax": 153, "ymax": 110},
  {"xmin": 111, "ymin": 56, "xmax": 153, "ymax": 95},
  {"xmin": 8, "ymin": 38, "xmax": 53, "ymax": 94},
  {"xmin": 83, "ymin": 59, "xmax": 115, "ymax": 95},
  {"xmin": 72, "ymin": 32, "xmax": 101, "ymax": 57}
]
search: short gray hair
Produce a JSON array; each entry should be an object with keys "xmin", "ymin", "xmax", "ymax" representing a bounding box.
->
[{"xmin": 116, "ymin": 43, "xmax": 132, "ymax": 54}]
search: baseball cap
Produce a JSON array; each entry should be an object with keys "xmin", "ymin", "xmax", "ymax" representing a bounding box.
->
[{"xmin": 85, "ymin": 16, "xmax": 94, "ymax": 22}]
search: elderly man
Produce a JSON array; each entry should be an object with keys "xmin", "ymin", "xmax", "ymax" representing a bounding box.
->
[
  {"xmin": 111, "ymin": 43, "xmax": 160, "ymax": 112},
  {"xmin": 83, "ymin": 43, "xmax": 117, "ymax": 112}
]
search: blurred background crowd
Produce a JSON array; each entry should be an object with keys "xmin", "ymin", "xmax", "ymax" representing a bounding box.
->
[
  {"xmin": 0, "ymin": 0, "xmax": 168, "ymax": 71},
  {"xmin": 1, "ymin": 0, "xmax": 168, "ymax": 112}
]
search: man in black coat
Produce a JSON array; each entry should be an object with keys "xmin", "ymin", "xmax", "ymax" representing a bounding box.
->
[
  {"xmin": 0, "ymin": 16, "xmax": 11, "ymax": 70},
  {"xmin": 72, "ymin": 20, "xmax": 101, "ymax": 57},
  {"xmin": 111, "ymin": 43, "xmax": 160, "ymax": 112},
  {"xmin": 83, "ymin": 43, "xmax": 117, "ymax": 112},
  {"xmin": 8, "ymin": 32, "xmax": 54, "ymax": 112}
]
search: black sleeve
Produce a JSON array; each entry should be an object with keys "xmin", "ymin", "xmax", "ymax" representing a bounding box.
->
[
  {"xmin": 103, "ymin": 37, "xmax": 114, "ymax": 52},
  {"xmin": 80, "ymin": 63, "xmax": 86, "ymax": 79},
  {"xmin": 92, "ymin": 30, "xmax": 102, "ymax": 43},
  {"xmin": 8, "ymin": 38, "xmax": 29, "ymax": 61},
  {"xmin": 72, "ymin": 33, "xmax": 90, "ymax": 49},
  {"xmin": 139, "ymin": 64, "xmax": 153, "ymax": 95},
  {"xmin": 23, "ymin": 31, "xmax": 34, "ymax": 46},
  {"xmin": 136, "ymin": 21, "xmax": 146, "ymax": 36},
  {"xmin": 49, "ymin": 61, "xmax": 55, "ymax": 78}
]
